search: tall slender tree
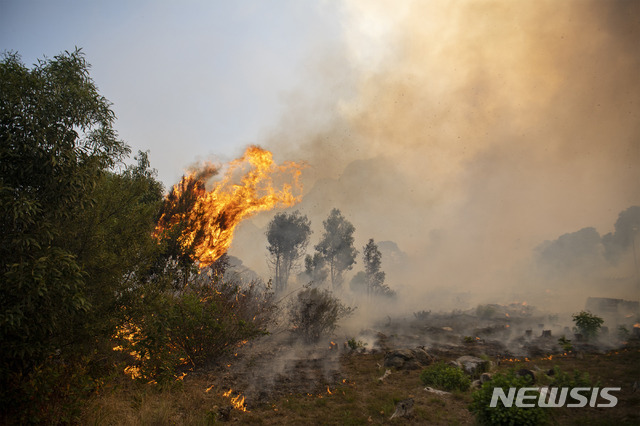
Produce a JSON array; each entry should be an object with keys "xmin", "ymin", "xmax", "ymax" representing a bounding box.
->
[
  {"xmin": 363, "ymin": 239, "xmax": 384, "ymax": 297},
  {"xmin": 266, "ymin": 211, "xmax": 311, "ymax": 293},
  {"xmin": 315, "ymin": 208, "xmax": 358, "ymax": 290}
]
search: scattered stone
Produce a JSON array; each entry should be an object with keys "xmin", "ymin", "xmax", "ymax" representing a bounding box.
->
[
  {"xmin": 378, "ymin": 369, "xmax": 392, "ymax": 383},
  {"xmin": 480, "ymin": 373, "xmax": 492, "ymax": 384},
  {"xmin": 425, "ymin": 386, "xmax": 451, "ymax": 395},
  {"xmin": 384, "ymin": 348, "xmax": 433, "ymax": 370},
  {"xmin": 455, "ymin": 356, "xmax": 489, "ymax": 376},
  {"xmin": 390, "ymin": 398, "xmax": 414, "ymax": 419}
]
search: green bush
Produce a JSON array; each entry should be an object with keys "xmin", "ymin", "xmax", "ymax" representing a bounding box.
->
[
  {"xmin": 550, "ymin": 366, "xmax": 594, "ymax": 388},
  {"xmin": 572, "ymin": 310, "xmax": 604, "ymax": 340},
  {"xmin": 557, "ymin": 335, "xmax": 573, "ymax": 352},
  {"xmin": 289, "ymin": 287, "xmax": 353, "ymax": 343},
  {"xmin": 119, "ymin": 275, "xmax": 274, "ymax": 382},
  {"xmin": 470, "ymin": 370, "xmax": 546, "ymax": 426},
  {"xmin": 419, "ymin": 362, "xmax": 471, "ymax": 392},
  {"xmin": 347, "ymin": 338, "xmax": 367, "ymax": 351}
]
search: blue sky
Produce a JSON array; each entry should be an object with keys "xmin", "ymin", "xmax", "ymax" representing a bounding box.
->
[{"xmin": 1, "ymin": 0, "xmax": 344, "ymax": 185}]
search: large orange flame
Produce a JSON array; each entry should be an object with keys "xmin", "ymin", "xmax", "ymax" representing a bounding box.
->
[{"xmin": 156, "ymin": 146, "xmax": 304, "ymax": 267}]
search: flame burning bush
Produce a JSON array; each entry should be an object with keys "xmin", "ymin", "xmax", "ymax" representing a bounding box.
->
[{"xmin": 118, "ymin": 269, "xmax": 275, "ymax": 382}]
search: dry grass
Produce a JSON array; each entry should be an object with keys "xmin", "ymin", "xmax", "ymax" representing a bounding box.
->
[{"xmin": 81, "ymin": 343, "xmax": 640, "ymax": 425}]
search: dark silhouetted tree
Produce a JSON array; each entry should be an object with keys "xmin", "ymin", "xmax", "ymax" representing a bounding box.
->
[
  {"xmin": 303, "ymin": 252, "xmax": 329, "ymax": 285},
  {"xmin": 315, "ymin": 208, "xmax": 358, "ymax": 290},
  {"xmin": 363, "ymin": 239, "xmax": 385, "ymax": 295},
  {"xmin": 266, "ymin": 210, "xmax": 311, "ymax": 293}
]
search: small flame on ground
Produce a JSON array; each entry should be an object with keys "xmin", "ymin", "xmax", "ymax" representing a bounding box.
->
[
  {"xmin": 223, "ymin": 389, "xmax": 248, "ymax": 412},
  {"xmin": 327, "ymin": 386, "xmax": 332, "ymax": 395},
  {"xmin": 634, "ymin": 323, "xmax": 640, "ymax": 329}
]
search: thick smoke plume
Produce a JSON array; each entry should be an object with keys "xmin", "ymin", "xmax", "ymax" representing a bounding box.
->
[{"xmin": 230, "ymin": 0, "xmax": 640, "ymax": 316}]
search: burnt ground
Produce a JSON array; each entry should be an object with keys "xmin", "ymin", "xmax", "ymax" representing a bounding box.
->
[{"xmin": 82, "ymin": 310, "xmax": 640, "ymax": 425}]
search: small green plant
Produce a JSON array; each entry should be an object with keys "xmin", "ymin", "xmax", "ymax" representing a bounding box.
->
[
  {"xmin": 470, "ymin": 370, "xmax": 546, "ymax": 426},
  {"xmin": 557, "ymin": 335, "xmax": 573, "ymax": 352},
  {"xmin": 419, "ymin": 362, "xmax": 471, "ymax": 392},
  {"xmin": 463, "ymin": 336, "xmax": 475, "ymax": 344},
  {"xmin": 572, "ymin": 310, "xmax": 604, "ymax": 340},
  {"xmin": 550, "ymin": 366, "xmax": 597, "ymax": 388},
  {"xmin": 346, "ymin": 338, "xmax": 367, "ymax": 351}
]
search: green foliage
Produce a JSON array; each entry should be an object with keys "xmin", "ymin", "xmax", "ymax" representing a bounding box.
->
[
  {"xmin": 121, "ymin": 274, "xmax": 274, "ymax": 382},
  {"xmin": 550, "ymin": 366, "xmax": 596, "ymax": 388},
  {"xmin": 470, "ymin": 370, "xmax": 546, "ymax": 426},
  {"xmin": 572, "ymin": 310, "xmax": 604, "ymax": 340},
  {"xmin": 419, "ymin": 362, "xmax": 471, "ymax": 392},
  {"xmin": 0, "ymin": 49, "xmax": 154, "ymax": 421},
  {"xmin": 557, "ymin": 335, "xmax": 573, "ymax": 352},
  {"xmin": 315, "ymin": 209, "xmax": 358, "ymax": 290},
  {"xmin": 266, "ymin": 210, "xmax": 311, "ymax": 293},
  {"xmin": 289, "ymin": 287, "xmax": 353, "ymax": 343},
  {"xmin": 347, "ymin": 338, "xmax": 367, "ymax": 351}
]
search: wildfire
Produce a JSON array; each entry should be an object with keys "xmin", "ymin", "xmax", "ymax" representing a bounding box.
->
[
  {"xmin": 155, "ymin": 146, "xmax": 304, "ymax": 267},
  {"xmin": 223, "ymin": 389, "xmax": 248, "ymax": 412}
]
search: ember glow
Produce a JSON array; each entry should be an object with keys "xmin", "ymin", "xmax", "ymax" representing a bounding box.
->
[{"xmin": 155, "ymin": 146, "xmax": 304, "ymax": 267}]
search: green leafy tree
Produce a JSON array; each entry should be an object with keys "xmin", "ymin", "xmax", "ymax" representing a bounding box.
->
[
  {"xmin": 572, "ymin": 310, "xmax": 604, "ymax": 340},
  {"xmin": 0, "ymin": 49, "xmax": 163, "ymax": 422},
  {"xmin": 315, "ymin": 208, "xmax": 358, "ymax": 290},
  {"xmin": 266, "ymin": 210, "xmax": 311, "ymax": 293}
]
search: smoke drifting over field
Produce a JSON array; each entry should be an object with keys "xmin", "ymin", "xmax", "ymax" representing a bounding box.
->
[{"xmin": 231, "ymin": 0, "xmax": 640, "ymax": 314}]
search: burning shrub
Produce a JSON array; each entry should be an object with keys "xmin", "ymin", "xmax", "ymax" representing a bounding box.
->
[
  {"xmin": 572, "ymin": 310, "xmax": 604, "ymax": 340},
  {"xmin": 419, "ymin": 362, "xmax": 471, "ymax": 392},
  {"xmin": 289, "ymin": 287, "xmax": 353, "ymax": 343},
  {"xmin": 470, "ymin": 370, "xmax": 547, "ymax": 426},
  {"xmin": 120, "ymin": 275, "xmax": 274, "ymax": 382}
]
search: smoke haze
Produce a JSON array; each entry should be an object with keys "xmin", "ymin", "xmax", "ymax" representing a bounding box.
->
[{"xmin": 230, "ymin": 0, "xmax": 640, "ymax": 314}]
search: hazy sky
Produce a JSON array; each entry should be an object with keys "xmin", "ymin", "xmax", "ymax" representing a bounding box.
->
[
  {"xmin": 1, "ymin": 0, "xmax": 343, "ymax": 185},
  {"xmin": 3, "ymin": 1, "xmax": 639, "ymax": 308}
]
